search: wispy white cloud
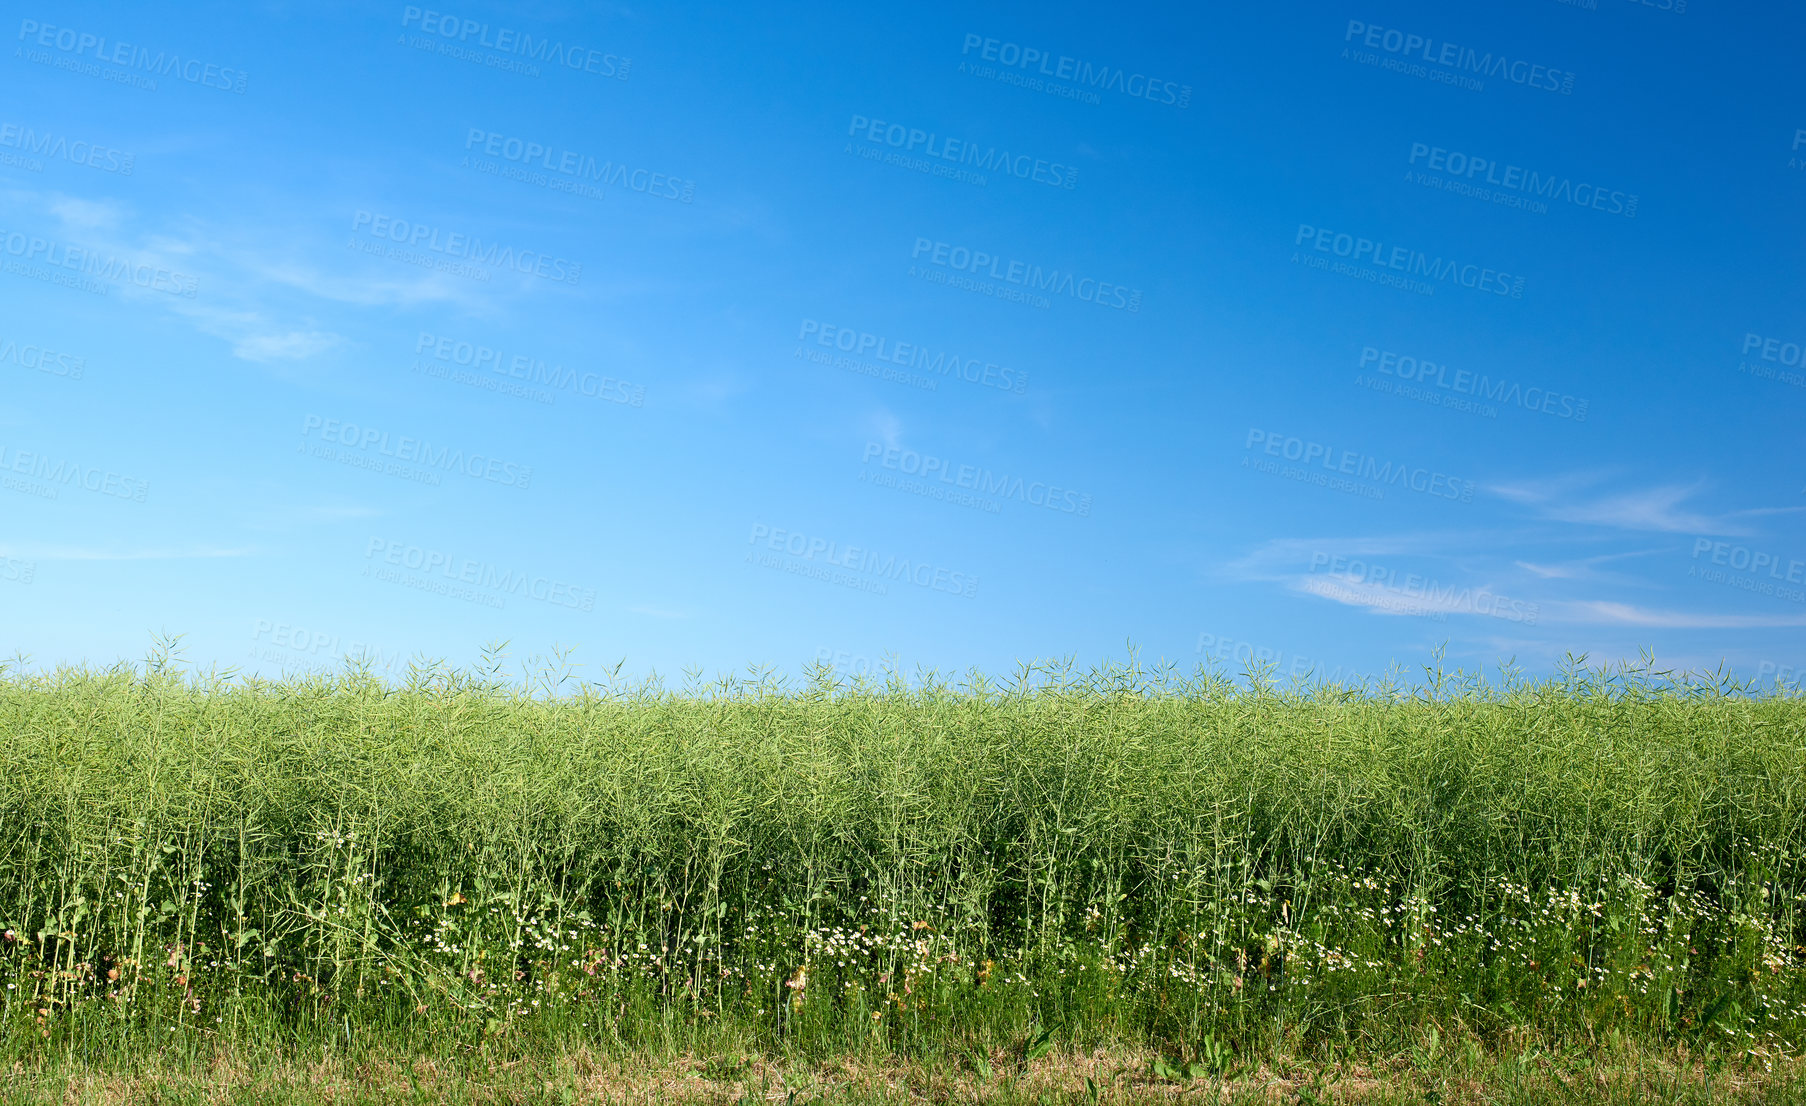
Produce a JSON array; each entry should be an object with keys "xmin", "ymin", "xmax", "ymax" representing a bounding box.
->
[
  {"xmin": 47, "ymin": 195, "xmax": 125, "ymax": 232},
  {"xmin": 683, "ymin": 370, "xmax": 753, "ymax": 408},
  {"xmin": 161, "ymin": 300, "xmax": 345, "ymax": 368},
  {"xmin": 246, "ymin": 257, "xmax": 497, "ymax": 311},
  {"xmin": 1516, "ymin": 560, "xmax": 1586, "ymax": 580},
  {"xmin": 8, "ymin": 187, "xmax": 499, "ymax": 363},
  {"xmin": 1222, "ymin": 532, "xmax": 1457, "ymax": 580},
  {"xmin": 0, "ymin": 544, "xmax": 254, "ymax": 561},
  {"xmin": 290, "ymin": 504, "xmax": 381, "ymax": 523},
  {"xmin": 1226, "ymin": 529, "xmax": 1804, "ymax": 636},
  {"xmin": 868, "ymin": 409, "xmax": 903, "ymax": 452},
  {"xmin": 1513, "ymin": 547, "xmax": 1666, "ymax": 582},
  {"xmin": 232, "ymin": 329, "xmax": 342, "ymax": 362},
  {"xmin": 240, "ymin": 501, "xmax": 381, "ymax": 531},
  {"xmin": 1291, "ymin": 572, "xmax": 1538, "ymax": 624},
  {"xmin": 1553, "ymin": 600, "xmax": 1806, "ymax": 630},
  {"xmin": 1488, "ymin": 475, "xmax": 1800, "ymax": 536},
  {"xmin": 1296, "ymin": 574, "xmax": 1439, "ymax": 618}
]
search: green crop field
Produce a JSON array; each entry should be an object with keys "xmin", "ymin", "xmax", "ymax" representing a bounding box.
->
[{"xmin": 2, "ymin": 652, "xmax": 1804, "ymax": 1103}]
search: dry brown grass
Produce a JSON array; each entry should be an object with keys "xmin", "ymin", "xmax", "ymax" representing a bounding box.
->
[{"xmin": 6, "ymin": 1046, "xmax": 1804, "ymax": 1105}]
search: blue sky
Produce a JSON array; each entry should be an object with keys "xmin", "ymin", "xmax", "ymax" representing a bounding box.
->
[{"xmin": 2, "ymin": 0, "xmax": 1803, "ymax": 688}]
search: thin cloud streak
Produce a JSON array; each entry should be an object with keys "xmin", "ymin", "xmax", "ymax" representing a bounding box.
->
[{"xmin": 0, "ymin": 544, "xmax": 255, "ymax": 561}]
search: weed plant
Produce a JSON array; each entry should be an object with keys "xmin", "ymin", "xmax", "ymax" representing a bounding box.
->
[{"xmin": 1, "ymin": 647, "xmax": 1802, "ymax": 1079}]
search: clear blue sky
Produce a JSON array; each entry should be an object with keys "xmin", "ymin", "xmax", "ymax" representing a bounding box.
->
[{"xmin": 3, "ymin": 0, "xmax": 1803, "ymax": 688}]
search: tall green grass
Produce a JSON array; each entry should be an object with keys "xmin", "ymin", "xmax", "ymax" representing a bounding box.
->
[{"xmin": 1, "ymin": 651, "xmax": 1802, "ymax": 1074}]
